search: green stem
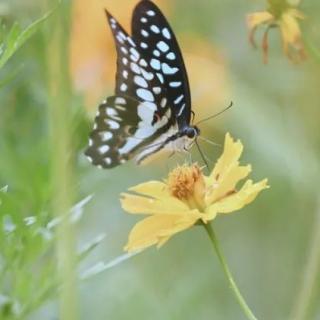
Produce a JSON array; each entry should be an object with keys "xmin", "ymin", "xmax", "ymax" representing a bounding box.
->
[
  {"xmin": 47, "ymin": 1, "xmax": 78, "ymax": 319},
  {"xmin": 290, "ymin": 200, "xmax": 320, "ymax": 320},
  {"xmin": 203, "ymin": 222, "xmax": 258, "ymax": 320}
]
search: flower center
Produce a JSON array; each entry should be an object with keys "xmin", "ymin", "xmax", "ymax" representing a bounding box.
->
[{"xmin": 167, "ymin": 164, "xmax": 205, "ymax": 210}]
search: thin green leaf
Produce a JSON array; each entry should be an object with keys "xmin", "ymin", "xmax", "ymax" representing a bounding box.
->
[
  {"xmin": 0, "ymin": 10, "xmax": 53, "ymax": 69},
  {"xmin": 80, "ymin": 251, "xmax": 141, "ymax": 280},
  {"xmin": 77, "ymin": 233, "xmax": 106, "ymax": 261}
]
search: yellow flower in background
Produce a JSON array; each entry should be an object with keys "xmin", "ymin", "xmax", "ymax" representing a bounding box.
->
[
  {"xmin": 121, "ymin": 134, "xmax": 269, "ymax": 252},
  {"xmin": 247, "ymin": 0, "xmax": 306, "ymax": 63}
]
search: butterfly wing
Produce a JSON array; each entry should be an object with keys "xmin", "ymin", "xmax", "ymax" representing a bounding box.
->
[
  {"xmin": 85, "ymin": 3, "xmax": 192, "ymax": 169},
  {"xmin": 105, "ymin": 10, "xmax": 169, "ymax": 116},
  {"xmin": 131, "ymin": 0, "xmax": 192, "ymax": 128},
  {"xmin": 85, "ymin": 95, "xmax": 174, "ymax": 168}
]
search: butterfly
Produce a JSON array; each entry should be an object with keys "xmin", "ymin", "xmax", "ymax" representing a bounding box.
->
[{"xmin": 85, "ymin": 0, "xmax": 200, "ymax": 169}]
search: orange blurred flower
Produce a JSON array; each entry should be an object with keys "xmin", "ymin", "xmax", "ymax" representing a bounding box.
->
[
  {"xmin": 69, "ymin": 1, "xmax": 228, "ymax": 116},
  {"xmin": 69, "ymin": 0, "xmax": 170, "ymax": 108},
  {"xmin": 247, "ymin": 0, "xmax": 306, "ymax": 63}
]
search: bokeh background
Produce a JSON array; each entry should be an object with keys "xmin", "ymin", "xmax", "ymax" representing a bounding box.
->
[{"xmin": 0, "ymin": 0, "xmax": 320, "ymax": 319}]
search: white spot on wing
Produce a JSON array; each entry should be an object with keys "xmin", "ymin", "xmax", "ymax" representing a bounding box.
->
[
  {"xmin": 130, "ymin": 62, "xmax": 141, "ymax": 74},
  {"xmin": 105, "ymin": 120, "xmax": 120, "ymax": 129},
  {"xmin": 157, "ymin": 41, "xmax": 169, "ymax": 52},
  {"xmin": 162, "ymin": 28, "xmax": 171, "ymax": 39},
  {"xmin": 122, "ymin": 70, "xmax": 128, "ymax": 79},
  {"xmin": 106, "ymin": 108, "xmax": 118, "ymax": 116},
  {"xmin": 134, "ymin": 75, "xmax": 148, "ymax": 88},
  {"xmin": 120, "ymin": 83, "xmax": 127, "ymax": 92},
  {"xmin": 138, "ymin": 103, "xmax": 155, "ymax": 123},
  {"xmin": 162, "ymin": 63, "xmax": 179, "ymax": 75},
  {"xmin": 150, "ymin": 58, "xmax": 161, "ymax": 70},
  {"xmin": 141, "ymin": 42, "xmax": 148, "ymax": 49},
  {"xmin": 178, "ymin": 104, "xmax": 186, "ymax": 117},
  {"xmin": 146, "ymin": 10, "xmax": 156, "ymax": 16},
  {"xmin": 157, "ymin": 73, "xmax": 164, "ymax": 84},
  {"xmin": 169, "ymin": 81, "xmax": 182, "ymax": 88},
  {"xmin": 121, "ymin": 47, "xmax": 128, "ymax": 55},
  {"xmin": 174, "ymin": 95, "xmax": 184, "ymax": 104},
  {"xmin": 153, "ymin": 87, "xmax": 161, "ymax": 94},
  {"xmin": 104, "ymin": 158, "xmax": 112, "ymax": 165},
  {"xmin": 137, "ymin": 88, "xmax": 154, "ymax": 102},
  {"xmin": 116, "ymin": 35, "xmax": 124, "ymax": 44},
  {"xmin": 122, "ymin": 57, "xmax": 128, "ymax": 65},
  {"xmin": 98, "ymin": 145, "xmax": 110, "ymax": 154},
  {"xmin": 153, "ymin": 49, "xmax": 160, "ymax": 57},
  {"xmin": 141, "ymin": 29, "xmax": 149, "ymax": 37},
  {"xmin": 115, "ymin": 97, "xmax": 126, "ymax": 105},
  {"xmin": 150, "ymin": 25, "xmax": 160, "ymax": 33},
  {"xmin": 139, "ymin": 59, "xmax": 148, "ymax": 67},
  {"xmin": 160, "ymin": 98, "xmax": 167, "ymax": 108},
  {"xmin": 141, "ymin": 69, "xmax": 154, "ymax": 81},
  {"xmin": 141, "ymin": 17, "xmax": 147, "ymax": 23},
  {"xmin": 127, "ymin": 37, "xmax": 136, "ymax": 47},
  {"xmin": 100, "ymin": 132, "xmax": 113, "ymax": 141},
  {"xmin": 166, "ymin": 52, "xmax": 176, "ymax": 60},
  {"xmin": 130, "ymin": 47, "xmax": 140, "ymax": 59},
  {"xmin": 118, "ymin": 32, "xmax": 126, "ymax": 41}
]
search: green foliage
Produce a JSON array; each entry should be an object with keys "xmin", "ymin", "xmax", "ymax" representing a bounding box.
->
[
  {"xmin": 0, "ymin": 10, "xmax": 53, "ymax": 70},
  {"xmin": 0, "ymin": 6, "xmax": 105, "ymax": 319},
  {"xmin": 0, "ymin": 187, "xmax": 105, "ymax": 319}
]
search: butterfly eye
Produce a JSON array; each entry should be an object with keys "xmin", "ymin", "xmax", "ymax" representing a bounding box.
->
[{"xmin": 186, "ymin": 127, "xmax": 198, "ymax": 139}]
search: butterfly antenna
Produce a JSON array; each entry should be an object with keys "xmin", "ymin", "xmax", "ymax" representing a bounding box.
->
[
  {"xmin": 198, "ymin": 136, "xmax": 221, "ymax": 148},
  {"xmin": 195, "ymin": 101, "xmax": 233, "ymax": 126},
  {"xmin": 195, "ymin": 139, "xmax": 210, "ymax": 174}
]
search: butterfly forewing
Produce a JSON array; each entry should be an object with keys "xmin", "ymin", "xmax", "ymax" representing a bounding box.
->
[
  {"xmin": 131, "ymin": 0, "xmax": 192, "ymax": 128},
  {"xmin": 106, "ymin": 10, "xmax": 170, "ymax": 117}
]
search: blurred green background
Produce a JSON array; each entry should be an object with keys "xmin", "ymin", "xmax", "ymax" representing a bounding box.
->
[{"xmin": 0, "ymin": 0, "xmax": 320, "ymax": 319}]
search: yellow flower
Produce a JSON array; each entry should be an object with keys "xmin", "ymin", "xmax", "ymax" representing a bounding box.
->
[
  {"xmin": 121, "ymin": 133, "xmax": 269, "ymax": 252},
  {"xmin": 247, "ymin": 1, "xmax": 306, "ymax": 63}
]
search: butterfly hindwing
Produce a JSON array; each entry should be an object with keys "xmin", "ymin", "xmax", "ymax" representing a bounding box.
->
[
  {"xmin": 85, "ymin": 95, "xmax": 175, "ymax": 168},
  {"xmin": 131, "ymin": 0, "xmax": 192, "ymax": 128}
]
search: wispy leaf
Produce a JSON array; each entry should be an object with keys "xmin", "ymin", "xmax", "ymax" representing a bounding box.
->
[
  {"xmin": 0, "ymin": 10, "xmax": 53, "ymax": 70},
  {"xmin": 78, "ymin": 233, "xmax": 106, "ymax": 261},
  {"xmin": 80, "ymin": 251, "xmax": 141, "ymax": 280}
]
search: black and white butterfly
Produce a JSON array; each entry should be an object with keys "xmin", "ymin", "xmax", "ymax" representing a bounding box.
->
[{"xmin": 85, "ymin": 0, "xmax": 200, "ymax": 169}]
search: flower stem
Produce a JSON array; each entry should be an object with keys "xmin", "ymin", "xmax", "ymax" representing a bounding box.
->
[
  {"xmin": 290, "ymin": 199, "xmax": 320, "ymax": 320},
  {"xmin": 203, "ymin": 222, "xmax": 258, "ymax": 320}
]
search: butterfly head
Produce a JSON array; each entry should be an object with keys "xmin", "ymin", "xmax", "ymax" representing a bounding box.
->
[{"xmin": 183, "ymin": 126, "xmax": 200, "ymax": 140}]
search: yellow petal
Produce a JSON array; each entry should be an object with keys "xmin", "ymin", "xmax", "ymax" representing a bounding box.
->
[
  {"xmin": 206, "ymin": 165, "xmax": 252, "ymax": 205},
  {"xmin": 246, "ymin": 11, "xmax": 274, "ymax": 30},
  {"xmin": 208, "ymin": 179, "xmax": 269, "ymax": 214},
  {"xmin": 203, "ymin": 205, "xmax": 218, "ymax": 222},
  {"xmin": 209, "ymin": 133, "xmax": 243, "ymax": 182},
  {"xmin": 124, "ymin": 213, "xmax": 200, "ymax": 252},
  {"xmin": 207, "ymin": 133, "xmax": 250, "ymax": 200},
  {"xmin": 129, "ymin": 180, "xmax": 169, "ymax": 199},
  {"xmin": 280, "ymin": 11, "xmax": 302, "ymax": 45},
  {"xmin": 121, "ymin": 193, "xmax": 189, "ymax": 215}
]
